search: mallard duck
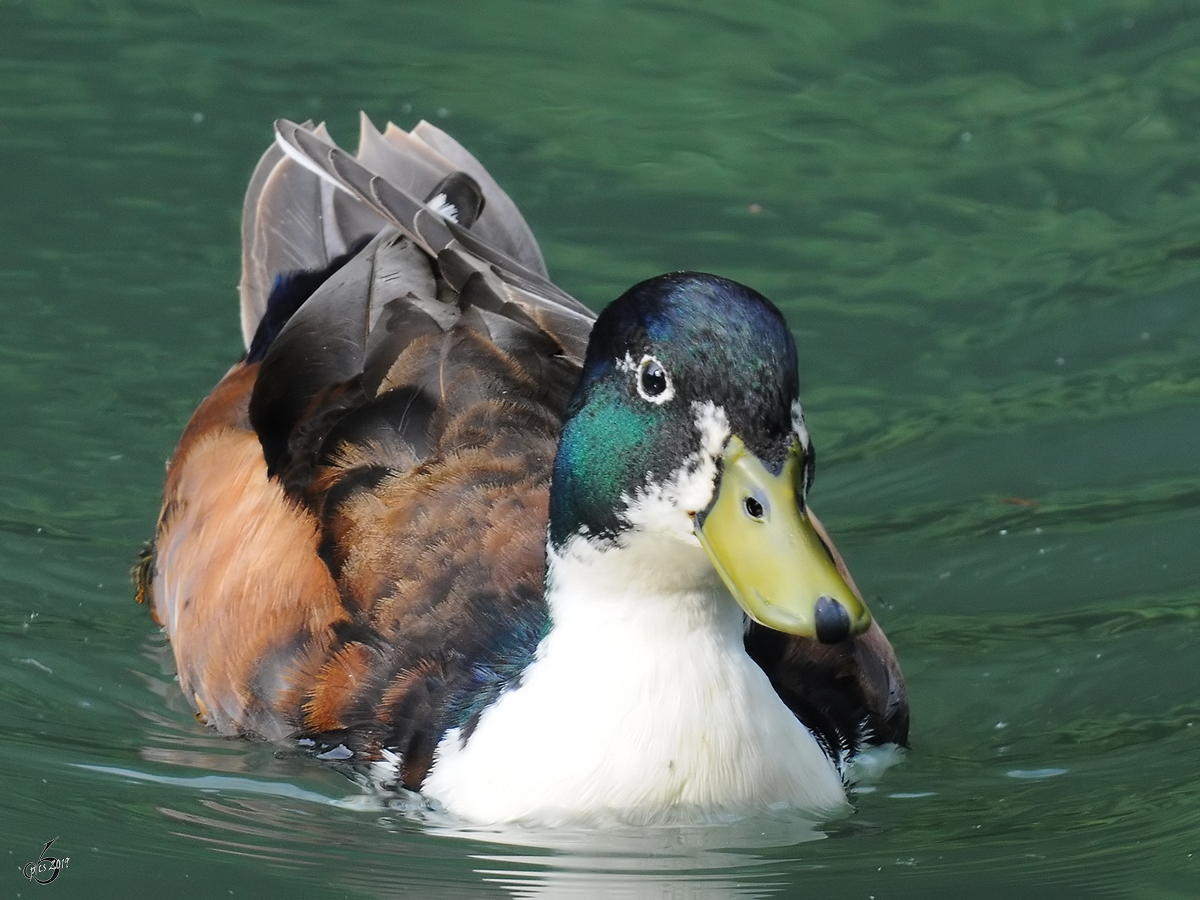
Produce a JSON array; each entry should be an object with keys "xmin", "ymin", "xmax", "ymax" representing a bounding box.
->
[{"xmin": 139, "ymin": 115, "xmax": 908, "ymax": 826}]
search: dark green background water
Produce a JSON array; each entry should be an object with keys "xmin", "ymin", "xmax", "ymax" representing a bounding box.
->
[{"xmin": 2, "ymin": 0, "xmax": 1198, "ymax": 896}]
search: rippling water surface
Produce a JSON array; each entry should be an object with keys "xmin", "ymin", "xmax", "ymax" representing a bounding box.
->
[{"xmin": 2, "ymin": 1, "xmax": 1198, "ymax": 897}]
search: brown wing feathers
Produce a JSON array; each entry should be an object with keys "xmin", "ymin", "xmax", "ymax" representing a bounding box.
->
[
  {"xmin": 152, "ymin": 118, "xmax": 585, "ymax": 776},
  {"xmin": 150, "ymin": 361, "xmax": 350, "ymax": 742}
]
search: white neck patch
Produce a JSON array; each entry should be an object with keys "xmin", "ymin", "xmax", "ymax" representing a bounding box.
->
[
  {"xmin": 790, "ymin": 398, "xmax": 814, "ymax": 497},
  {"xmin": 790, "ymin": 399, "xmax": 809, "ymax": 449},
  {"xmin": 616, "ymin": 400, "xmax": 730, "ymax": 546}
]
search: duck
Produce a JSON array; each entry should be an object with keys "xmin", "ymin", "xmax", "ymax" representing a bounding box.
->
[{"xmin": 138, "ymin": 114, "xmax": 908, "ymax": 827}]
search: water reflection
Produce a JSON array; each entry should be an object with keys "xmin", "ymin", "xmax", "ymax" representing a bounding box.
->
[
  {"xmin": 472, "ymin": 858, "xmax": 784, "ymax": 899},
  {"xmin": 77, "ymin": 758, "xmax": 831, "ymax": 899},
  {"xmin": 436, "ymin": 815, "xmax": 827, "ymax": 900},
  {"xmin": 112, "ymin": 651, "xmax": 839, "ymax": 897}
]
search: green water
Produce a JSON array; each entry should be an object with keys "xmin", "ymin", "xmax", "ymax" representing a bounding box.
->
[{"xmin": 2, "ymin": 0, "xmax": 1198, "ymax": 896}]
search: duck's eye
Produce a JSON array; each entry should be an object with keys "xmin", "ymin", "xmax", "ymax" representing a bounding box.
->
[
  {"xmin": 641, "ymin": 361, "xmax": 667, "ymax": 396},
  {"xmin": 637, "ymin": 356, "xmax": 674, "ymax": 403}
]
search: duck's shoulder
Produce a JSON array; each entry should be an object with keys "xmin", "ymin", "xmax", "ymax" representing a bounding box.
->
[{"xmin": 149, "ymin": 117, "xmax": 594, "ymax": 781}]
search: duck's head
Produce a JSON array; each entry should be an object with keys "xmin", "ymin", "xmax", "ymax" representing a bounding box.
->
[{"xmin": 549, "ymin": 272, "xmax": 870, "ymax": 644}]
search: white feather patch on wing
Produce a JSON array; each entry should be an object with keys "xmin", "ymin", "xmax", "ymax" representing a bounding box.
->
[
  {"xmin": 424, "ymin": 192, "xmax": 459, "ymax": 223},
  {"xmin": 319, "ymin": 178, "xmax": 348, "ymax": 258}
]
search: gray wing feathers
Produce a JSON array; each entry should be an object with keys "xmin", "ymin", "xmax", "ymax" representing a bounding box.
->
[
  {"xmin": 409, "ymin": 120, "xmax": 549, "ymax": 279},
  {"xmin": 239, "ymin": 115, "xmax": 595, "ymax": 361},
  {"xmin": 239, "ymin": 122, "xmax": 387, "ymax": 348}
]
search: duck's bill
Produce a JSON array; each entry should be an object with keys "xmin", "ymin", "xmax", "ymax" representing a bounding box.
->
[{"xmin": 694, "ymin": 436, "xmax": 871, "ymax": 643}]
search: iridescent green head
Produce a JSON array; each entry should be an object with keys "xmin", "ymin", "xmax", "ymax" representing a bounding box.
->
[{"xmin": 549, "ymin": 272, "xmax": 871, "ymax": 644}]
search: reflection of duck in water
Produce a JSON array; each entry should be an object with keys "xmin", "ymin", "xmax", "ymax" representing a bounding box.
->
[{"xmin": 138, "ymin": 115, "xmax": 908, "ymax": 826}]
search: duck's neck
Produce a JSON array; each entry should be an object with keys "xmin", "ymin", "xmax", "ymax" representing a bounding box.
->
[
  {"xmin": 546, "ymin": 529, "xmax": 743, "ymax": 648},
  {"xmin": 421, "ymin": 533, "xmax": 848, "ymax": 826}
]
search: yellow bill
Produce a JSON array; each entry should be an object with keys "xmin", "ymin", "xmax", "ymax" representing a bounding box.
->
[{"xmin": 694, "ymin": 436, "xmax": 871, "ymax": 643}]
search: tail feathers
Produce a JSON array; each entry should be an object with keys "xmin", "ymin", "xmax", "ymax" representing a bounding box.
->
[
  {"xmin": 240, "ymin": 115, "xmax": 595, "ymax": 362},
  {"xmin": 356, "ymin": 114, "xmax": 551, "ymax": 279},
  {"xmin": 271, "ymin": 118, "xmax": 576, "ymax": 316},
  {"xmin": 436, "ymin": 245, "xmax": 591, "ymax": 367},
  {"xmin": 407, "ymin": 119, "xmax": 550, "ymax": 278},
  {"xmin": 239, "ymin": 122, "xmax": 387, "ymax": 348}
]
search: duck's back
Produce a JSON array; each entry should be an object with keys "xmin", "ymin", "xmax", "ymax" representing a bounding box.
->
[{"xmin": 146, "ymin": 117, "xmax": 593, "ymax": 787}]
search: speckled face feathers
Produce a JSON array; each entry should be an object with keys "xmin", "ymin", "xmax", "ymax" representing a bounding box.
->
[{"xmin": 549, "ymin": 272, "xmax": 805, "ymax": 549}]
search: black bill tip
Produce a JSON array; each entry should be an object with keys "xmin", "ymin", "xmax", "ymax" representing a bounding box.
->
[{"xmin": 814, "ymin": 595, "xmax": 851, "ymax": 644}]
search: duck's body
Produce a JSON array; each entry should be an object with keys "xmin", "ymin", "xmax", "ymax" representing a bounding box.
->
[{"xmin": 141, "ymin": 115, "xmax": 907, "ymax": 826}]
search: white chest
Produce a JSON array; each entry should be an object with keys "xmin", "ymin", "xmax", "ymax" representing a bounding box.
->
[{"xmin": 421, "ymin": 545, "xmax": 847, "ymax": 826}]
